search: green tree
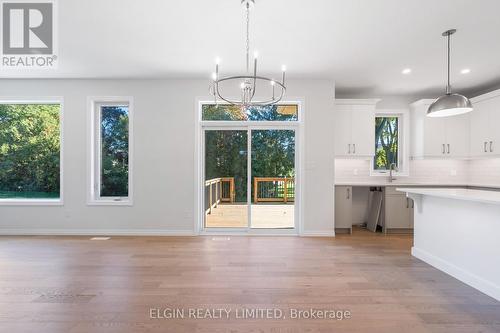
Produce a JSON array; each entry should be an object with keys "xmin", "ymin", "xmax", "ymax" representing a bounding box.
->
[
  {"xmin": 374, "ymin": 117, "xmax": 398, "ymax": 170},
  {"xmin": 100, "ymin": 106, "xmax": 129, "ymax": 197},
  {"xmin": 0, "ymin": 104, "xmax": 60, "ymax": 198}
]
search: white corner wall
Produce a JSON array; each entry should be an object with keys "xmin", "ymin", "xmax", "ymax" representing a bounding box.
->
[{"xmin": 0, "ymin": 79, "xmax": 335, "ymax": 236}]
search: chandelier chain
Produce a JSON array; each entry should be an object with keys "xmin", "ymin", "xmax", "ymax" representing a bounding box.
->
[{"xmin": 245, "ymin": 2, "xmax": 250, "ymax": 74}]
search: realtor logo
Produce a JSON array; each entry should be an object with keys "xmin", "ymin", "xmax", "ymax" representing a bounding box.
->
[{"xmin": 1, "ymin": 0, "xmax": 57, "ymax": 68}]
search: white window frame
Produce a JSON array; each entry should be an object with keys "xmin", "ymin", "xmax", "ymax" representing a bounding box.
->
[
  {"xmin": 195, "ymin": 99, "xmax": 305, "ymax": 235},
  {"xmin": 0, "ymin": 97, "xmax": 64, "ymax": 206},
  {"xmin": 88, "ymin": 97, "xmax": 133, "ymax": 206},
  {"xmin": 370, "ymin": 109, "xmax": 410, "ymax": 177}
]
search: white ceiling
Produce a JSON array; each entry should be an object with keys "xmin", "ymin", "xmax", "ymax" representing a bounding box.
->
[{"xmin": 2, "ymin": 0, "xmax": 500, "ymax": 97}]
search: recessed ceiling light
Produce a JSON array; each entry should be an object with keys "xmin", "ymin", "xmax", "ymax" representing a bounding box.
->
[
  {"xmin": 402, "ymin": 68, "xmax": 412, "ymax": 74},
  {"xmin": 460, "ymin": 68, "xmax": 471, "ymax": 74}
]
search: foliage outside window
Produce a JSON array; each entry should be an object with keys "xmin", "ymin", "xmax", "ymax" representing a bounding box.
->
[
  {"xmin": 205, "ymin": 130, "xmax": 247, "ymax": 202},
  {"xmin": 202, "ymin": 104, "xmax": 298, "ymax": 121},
  {"xmin": 98, "ymin": 105, "xmax": 129, "ymax": 198},
  {"xmin": 0, "ymin": 103, "xmax": 61, "ymax": 200},
  {"xmin": 374, "ymin": 116, "xmax": 399, "ymax": 171}
]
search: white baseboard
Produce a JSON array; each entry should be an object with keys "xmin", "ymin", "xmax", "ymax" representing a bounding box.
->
[
  {"xmin": 300, "ymin": 230, "xmax": 335, "ymax": 237},
  {"xmin": 412, "ymin": 247, "xmax": 500, "ymax": 301},
  {"xmin": 0, "ymin": 229, "xmax": 197, "ymax": 236}
]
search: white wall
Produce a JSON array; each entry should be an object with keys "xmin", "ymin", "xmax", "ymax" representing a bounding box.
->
[{"xmin": 0, "ymin": 79, "xmax": 335, "ymax": 236}]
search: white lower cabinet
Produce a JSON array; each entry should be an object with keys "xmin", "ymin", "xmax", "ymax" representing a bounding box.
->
[
  {"xmin": 383, "ymin": 187, "xmax": 413, "ymax": 233},
  {"xmin": 334, "ymin": 186, "xmax": 352, "ymax": 234}
]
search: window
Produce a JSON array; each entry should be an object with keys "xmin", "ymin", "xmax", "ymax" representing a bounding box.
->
[
  {"xmin": 374, "ymin": 116, "xmax": 400, "ymax": 171},
  {"xmin": 202, "ymin": 104, "xmax": 298, "ymax": 121},
  {"xmin": 0, "ymin": 101, "xmax": 62, "ymax": 203},
  {"xmin": 89, "ymin": 98, "xmax": 132, "ymax": 204}
]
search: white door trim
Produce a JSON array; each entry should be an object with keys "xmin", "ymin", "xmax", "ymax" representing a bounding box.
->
[{"xmin": 194, "ymin": 99, "xmax": 304, "ymax": 235}]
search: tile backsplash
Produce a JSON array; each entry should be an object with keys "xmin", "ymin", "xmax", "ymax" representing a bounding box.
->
[
  {"xmin": 335, "ymin": 158, "xmax": 500, "ymax": 186},
  {"xmin": 468, "ymin": 158, "xmax": 500, "ymax": 187}
]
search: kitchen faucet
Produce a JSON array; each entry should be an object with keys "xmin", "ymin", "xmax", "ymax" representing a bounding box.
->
[{"xmin": 389, "ymin": 163, "xmax": 398, "ymax": 183}]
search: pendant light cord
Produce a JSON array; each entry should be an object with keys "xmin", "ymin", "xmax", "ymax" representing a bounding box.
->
[{"xmin": 447, "ymin": 32, "xmax": 451, "ymax": 94}]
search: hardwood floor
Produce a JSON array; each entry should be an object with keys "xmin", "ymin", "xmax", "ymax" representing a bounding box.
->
[{"xmin": 0, "ymin": 229, "xmax": 499, "ymax": 332}]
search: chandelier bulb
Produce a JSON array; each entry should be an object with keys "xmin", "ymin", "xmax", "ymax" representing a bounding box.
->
[
  {"xmin": 215, "ymin": 57, "xmax": 221, "ymax": 65},
  {"xmin": 211, "ymin": 72, "xmax": 217, "ymax": 81},
  {"xmin": 253, "ymin": 51, "xmax": 259, "ymax": 59},
  {"xmin": 281, "ymin": 65, "xmax": 287, "ymax": 72}
]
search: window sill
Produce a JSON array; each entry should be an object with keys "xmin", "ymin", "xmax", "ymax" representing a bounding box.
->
[
  {"xmin": 0, "ymin": 199, "xmax": 63, "ymax": 206},
  {"xmin": 87, "ymin": 199, "xmax": 133, "ymax": 206},
  {"xmin": 369, "ymin": 171, "xmax": 410, "ymax": 178}
]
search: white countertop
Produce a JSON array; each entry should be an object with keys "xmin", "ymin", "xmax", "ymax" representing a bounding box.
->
[
  {"xmin": 335, "ymin": 181, "xmax": 500, "ymax": 189},
  {"xmin": 334, "ymin": 181, "xmax": 467, "ymax": 187},
  {"xmin": 396, "ymin": 188, "xmax": 500, "ymax": 205}
]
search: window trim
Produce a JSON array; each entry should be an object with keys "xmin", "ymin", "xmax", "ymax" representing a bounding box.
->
[
  {"xmin": 0, "ymin": 97, "xmax": 64, "ymax": 206},
  {"xmin": 199, "ymin": 100, "xmax": 303, "ymax": 125},
  {"xmin": 195, "ymin": 99, "xmax": 304, "ymax": 235},
  {"xmin": 87, "ymin": 96, "xmax": 133, "ymax": 206},
  {"xmin": 370, "ymin": 109, "xmax": 410, "ymax": 177}
]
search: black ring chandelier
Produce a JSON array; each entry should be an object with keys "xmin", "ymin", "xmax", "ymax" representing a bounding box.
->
[{"xmin": 209, "ymin": 0, "xmax": 287, "ymax": 107}]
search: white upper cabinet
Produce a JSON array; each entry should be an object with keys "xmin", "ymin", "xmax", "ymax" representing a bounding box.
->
[
  {"xmin": 410, "ymin": 99, "xmax": 470, "ymax": 158},
  {"xmin": 470, "ymin": 90, "xmax": 500, "ymax": 157},
  {"xmin": 334, "ymin": 99, "xmax": 379, "ymax": 157},
  {"xmin": 334, "ymin": 105, "xmax": 353, "ymax": 156}
]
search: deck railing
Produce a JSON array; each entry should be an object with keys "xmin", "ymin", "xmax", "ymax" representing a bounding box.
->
[
  {"xmin": 254, "ymin": 177, "xmax": 294, "ymax": 203},
  {"xmin": 205, "ymin": 177, "xmax": 235, "ymax": 214},
  {"xmin": 205, "ymin": 176, "xmax": 294, "ymax": 213}
]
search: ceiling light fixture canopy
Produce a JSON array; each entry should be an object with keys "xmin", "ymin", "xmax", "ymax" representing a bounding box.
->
[
  {"xmin": 427, "ymin": 29, "xmax": 473, "ymax": 117},
  {"xmin": 209, "ymin": 0, "xmax": 286, "ymax": 107}
]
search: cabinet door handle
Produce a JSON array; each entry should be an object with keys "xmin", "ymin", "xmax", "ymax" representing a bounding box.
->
[
  {"xmin": 484, "ymin": 141, "xmax": 488, "ymax": 153},
  {"xmin": 490, "ymin": 141, "xmax": 493, "ymax": 153},
  {"xmin": 412, "ymin": 200, "xmax": 414, "ymax": 208},
  {"xmin": 353, "ymin": 144, "xmax": 356, "ymax": 154},
  {"xmin": 406, "ymin": 198, "xmax": 409, "ymax": 208},
  {"xmin": 442, "ymin": 144, "xmax": 445, "ymax": 154},
  {"xmin": 447, "ymin": 144, "xmax": 450, "ymax": 154},
  {"xmin": 346, "ymin": 188, "xmax": 350, "ymax": 199},
  {"xmin": 348, "ymin": 144, "xmax": 351, "ymax": 154}
]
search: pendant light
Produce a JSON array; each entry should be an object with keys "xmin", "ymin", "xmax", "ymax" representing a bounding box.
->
[{"xmin": 427, "ymin": 29, "xmax": 473, "ymax": 117}]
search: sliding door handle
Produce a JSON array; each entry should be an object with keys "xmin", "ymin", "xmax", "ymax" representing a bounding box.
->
[
  {"xmin": 406, "ymin": 198, "xmax": 409, "ymax": 208},
  {"xmin": 490, "ymin": 141, "xmax": 494, "ymax": 153},
  {"xmin": 484, "ymin": 141, "xmax": 488, "ymax": 153},
  {"xmin": 447, "ymin": 144, "xmax": 450, "ymax": 154},
  {"xmin": 353, "ymin": 144, "xmax": 356, "ymax": 154},
  {"xmin": 346, "ymin": 188, "xmax": 350, "ymax": 199},
  {"xmin": 348, "ymin": 144, "xmax": 351, "ymax": 154},
  {"xmin": 442, "ymin": 144, "xmax": 445, "ymax": 154}
]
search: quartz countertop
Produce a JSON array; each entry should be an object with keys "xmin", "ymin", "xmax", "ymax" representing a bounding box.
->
[
  {"xmin": 334, "ymin": 181, "xmax": 467, "ymax": 187},
  {"xmin": 335, "ymin": 181, "xmax": 500, "ymax": 189},
  {"xmin": 396, "ymin": 188, "xmax": 500, "ymax": 205}
]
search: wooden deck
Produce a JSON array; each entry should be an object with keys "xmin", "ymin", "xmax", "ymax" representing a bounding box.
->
[{"xmin": 205, "ymin": 203, "xmax": 294, "ymax": 228}]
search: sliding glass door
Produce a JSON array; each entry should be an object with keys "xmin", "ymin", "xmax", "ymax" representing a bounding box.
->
[
  {"xmin": 203, "ymin": 128, "xmax": 296, "ymax": 230},
  {"xmin": 251, "ymin": 130, "xmax": 295, "ymax": 229},
  {"xmin": 204, "ymin": 130, "xmax": 248, "ymax": 229}
]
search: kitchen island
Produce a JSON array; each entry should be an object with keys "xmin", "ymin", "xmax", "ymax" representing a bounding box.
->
[{"xmin": 397, "ymin": 188, "xmax": 500, "ymax": 301}]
